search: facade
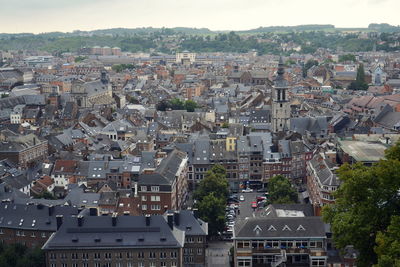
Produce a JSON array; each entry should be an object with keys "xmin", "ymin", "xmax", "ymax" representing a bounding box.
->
[
  {"xmin": 138, "ymin": 149, "xmax": 188, "ymax": 214},
  {"xmin": 307, "ymin": 152, "xmax": 340, "ymax": 216},
  {"xmin": 0, "ymin": 203, "xmax": 78, "ymax": 248},
  {"xmin": 0, "ymin": 131, "xmax": 48, "ymax": 168},
  {"xmin": 42, "ymin": 211, "xmax": 207, "ymax": 267},
  {"xmin": 272, "ymin": 58, "xmax": 291, "ymax": 133},
  {"xmin": 233, "ymin": 204, "xmax": 328, "ymax": 267}
]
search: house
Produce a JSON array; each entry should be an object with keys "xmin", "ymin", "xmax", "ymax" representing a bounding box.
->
[{"xmin": 138, "ymin": 149, "xmax": 188, "ymax": 214}]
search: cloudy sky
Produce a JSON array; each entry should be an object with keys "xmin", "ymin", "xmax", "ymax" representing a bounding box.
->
[{"xmin": 0, "ymin": 0, "xmax": 398, "ymax": 33}]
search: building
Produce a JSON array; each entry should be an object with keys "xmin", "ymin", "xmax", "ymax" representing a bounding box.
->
[
  {"xmin": 138, "ymin": 149, "xmax": 188, "ymax": 214},
  {"xmin": 233, "ymin": 204, "xmax": 328, "ymax": 267},
  {"xmin": 0, "ymin": 130, "xmax": 48, "ymax": 168},
  {"xmin": 0, "ymin": 202, "xmax": 78, "ymax": 248},
  {"xmin": 272, "ymin": 58, "xmax": 291, "ymax": 132},
  {"xmin": 307, "ymin": 152, "xmax": 340, "ymax": 216},
  {"xmin": 336, "ymin": 140, "xmax": 387, "ymax": 165},
  {"xmin": 42, "ymin": 211, "xmax": 207, "ymax": 267}
]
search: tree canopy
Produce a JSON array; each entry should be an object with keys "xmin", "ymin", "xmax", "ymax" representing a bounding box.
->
[
  {"xmin": 194, "ymin": 164, "xmax": 229, "ymax": 236},
  {"xmin": 0, "ymin": 243, "xmax": 44, "ymax": 267},
  {"xmin": 348, "ymin": 64, "xmax": 369, "ymax": 90},
  {"xmin": 267, "ymin": 175, "xmax": 298, "ymax": 204},
  {"xmin": 322, "ymin": 142, "xmax": 400, "ymax": 266},
  {"xmin": 156, "ymin": 98, "xmax": 198, "ymax": 112}
]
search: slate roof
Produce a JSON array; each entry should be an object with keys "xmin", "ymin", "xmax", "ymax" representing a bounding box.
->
[
  {"xmin": 42, "ymin": 215, "xmax": 185, "ymax": 250},
  {"xmin": 308, "ymin": 154, "xmax": 340, "ymax": 187},
  {"xmin": 0, "ymin": 202, "xmax": 78, "ymax": 231},
  {"xmin": 235, "ymin": 217, "xmax": 325, "ymax": 239}
]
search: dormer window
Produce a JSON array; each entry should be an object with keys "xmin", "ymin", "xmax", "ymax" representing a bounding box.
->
[{"xmin": 282, "ymin": 225, "xmax": 291, "ymax": 231}]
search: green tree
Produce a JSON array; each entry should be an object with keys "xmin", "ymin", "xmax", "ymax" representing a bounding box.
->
[
  {"xmin": 184, "ymin": 100, "xmax": 197, "ymax": 112},
  {"xmin": 194, "ymin": 164, "xmax": 229, "ymax": 237},
  {"xmin": 194, "ymin": 165, "xmax": 229, "ymax": 202},
  {"xmin": 74, "ymin": 56, "xmax": 87, "ymax": 63},
  {"xmin": 374, "ymin": 216, "xmax": 400, "ymax": 267},
  {"xmin": 169, "ymin": 98, "xmax": 185, "ymax": 110},
  {"xmin": 268, "ymin": 175, "xmax": 298, "ymax": 204},
  {"xmin": 348, "ymin": 64, "xmax": 369, "ymax": 90},
  {"xmin": 323, "ymin": 142, "xmax": 400, "ymax": 266},
  {"xmin": 196, "ymin": 192, "xmax": 226, "ymax": 236},
  {"xmin": 221, "ymin": 122, "xmax": 229, "ymax": 128},
  {"xmin": 339, "ymin": 54, "xmax": 356, "ymax": 62}
]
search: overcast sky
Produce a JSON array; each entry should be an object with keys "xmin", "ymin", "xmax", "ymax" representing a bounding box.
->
[{"xmin": 0, "ymin": 0, "xmax": 398, "ymax": 33}]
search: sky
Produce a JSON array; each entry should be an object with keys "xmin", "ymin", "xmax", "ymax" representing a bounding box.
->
[{"xmin": 0, "ymin": 0, "xmax": 399, "ymax": 33}]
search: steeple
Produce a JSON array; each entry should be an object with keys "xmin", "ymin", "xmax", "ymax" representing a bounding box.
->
[{"xmin": 272, "ymin": 56, "xmax": 291, "ymax": 133}]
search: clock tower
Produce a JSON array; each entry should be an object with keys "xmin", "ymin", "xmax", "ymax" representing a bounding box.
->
[{"xmin": 272, "ymin": 57, "xmax": 291, "ymax": 132}]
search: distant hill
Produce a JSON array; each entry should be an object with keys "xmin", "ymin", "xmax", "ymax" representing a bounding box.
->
[
  {"xmin": 368, "ymin": 23, "xmax": 400, "ymax": 32},
  {"xmin": 241, "ymin": 24, "xmax": 335, "ymax": 33}
]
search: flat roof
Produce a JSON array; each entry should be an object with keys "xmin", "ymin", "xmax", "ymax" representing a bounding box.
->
[{"xmin": 338, "ymin": 140, "xmax": 387, "ymax": 162}]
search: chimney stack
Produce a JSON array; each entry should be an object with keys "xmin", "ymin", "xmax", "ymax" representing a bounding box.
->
[
  {"xmin": 48, "ymin": 205, "xmax": 54, "ymax": 216},
  {"xmin": 167, "ymin": 213, "xmax": 174, "ymax": 230},
  {"xmin": 112, "ymin": 213, "xmax": 117, "ymax": 227},
  {"xmin": 174, "ymin": 211, "xmax": 180, "ymax": 226},
  {"xmin": 77, "ymin": 215, "xmax": 84, "ymax": 227},
  {"xmin": 145, "ymin": 214, "xmax": 151, "ymax": 226},
  {"xmin": 56, "ymin": 215, "xmax": 63, "ymax": 230},
  {"xmin": 192, "ymin": 208, "xmax": 199, "ymax": 219},
  {"xmin": 89, "ymin": 208, "xmax": 98, "ymax": 216}
]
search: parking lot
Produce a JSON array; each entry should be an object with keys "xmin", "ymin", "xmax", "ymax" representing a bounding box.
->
[{"xmin": 224, "ymin": 191, "xmax": 268, "ymax": 239}]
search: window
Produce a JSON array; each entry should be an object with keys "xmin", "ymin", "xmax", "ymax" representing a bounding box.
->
[
  {"xmin": 31, "ymin": 232, "xmax": 36, "ymax": 237},
  {"xmin": 0, "ymin": 229, "xmax": 3, "ymax": 235},
  {"xmin": 160, "ymin": 252, "xmax": 166, "ymax": 259},
  {"xmin": 141, "ymin": 196, "xmax": 147, "ymax": 201},
  {"xmin": 161, "ymin": 262, "xmax": 167, "ymax": 267},
  {"xmin": 140, "ymin": 186, "xmax": 147, "ymax": 192},
  {"xmin": 71, "ymin": 253, "xmax": 78, "ymax": 259},
  {"xmin": 197, "ymin": 237, "xmax": 203, "ymax": 243},
  {"xmin": 138, "ymin": 252, "xmax": 144, "ymax": 258},
  {"xmin": 126, "ymin": 252, "xmax": 133, "ymax": 258},
  {"xmin": 170, "ymin": 251, "xmax": 177, "ymax": 258},
  {"xmin": 151, "ymin": 205, "xmax": 161, "ymax": 210},
  {"xmin": 94, "ymin": 253, "xmax": 101, "ymax": 259},
  {"xmin": 150, "ymin": 262, "xmax": 156, "ymax": 267},
  {"xmin": 197, "ymin": 248, "xmax": 203, "ymax": 255},
  {"xmin": 82, "ymin": 253, "xmax": 89, "ymax": 260},
  {"xmin": 41, "ymin": 232, "xmax": 46, "ymax": 238},
  {"xmin": 186, "ymin": 237, "xmax": 194, "ymax": 243},
  {"xmin": 171, "ymin": 262, "xmax": 177, "ymax": 267},
  {"xmin": 142, "ymin": 205, "xmax": 147, "ymax": 210},
  {"xmin": 50, "ymin": 253, "xmax": 57, "ymax": 260},
  {"xmin": 105, "ymin": 253, "xmax": 111, "ymax": 259},
  {"xmin": 149, "ymin": 251, "xmax": 156, "ymax": 259},
  {"xmin": 151, "ymin": 186, "xmax": 159, "ymax": 192},
  {"xmin": 138, "ymin": 263, "xmax": 144, "ymax": 267},
  {"xmin": 151, "ymin": 195, "xmax": 160, "ymax": 201}
]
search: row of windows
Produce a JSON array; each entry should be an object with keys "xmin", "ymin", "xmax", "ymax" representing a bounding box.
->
[
  {"xmin": 185, "ymin": 237, "xmax": 203, "ymax": 243},
  {"xmin": 141, "ymin": 186, "xmax": 159, "ymax": 192},
  {"xmin": 50, "ymin": 262, "xmax": 177, "ymax": 267},
  {"xmin": 237, "ymin": 240, "xmax": 324, "ymax": 249},
  {"xmin": 50, "ymin": 251, "xmax": 178, "ymax": 261},
  {"xmin": 183, "ymin": 248, "xmax": 203, "ymax": 255},
  {"xmin": 141, "ymin": 205, "xmax": 161, "ymax": 211},
  {"xmin": 141, "ymin": 195, "xmax": 161, "ymax": 202},
  {"xmin": 1, "ymin": 230, "xmax": 47, "ymax": 238}
]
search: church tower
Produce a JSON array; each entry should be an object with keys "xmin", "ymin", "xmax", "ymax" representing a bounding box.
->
[{"xmin": 272, "ymin": 57, "xmax": 291, "ymax": 132}]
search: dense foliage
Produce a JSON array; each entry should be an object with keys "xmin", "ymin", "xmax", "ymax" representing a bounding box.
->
[
  {"xmin": 322, "ymin": 142, "xmax": 400, "ymax": 266},
  {"xmin": 0, "ymin": 28, "xmax": 397, "ymax": 54},
  {"xmin": 0, "ymin": 243, "xmax": 44, "ymax": 267},
  {"xmin": 348, "ymin": 64, "xmax": 369, "ymax": 90},
  {"xmin": 156, "ymin": 98, "xmax": 198, "ymax": 112},
  {"xmin": 194, "ymin": 165, "xmax": 229, "ymax": 236},
  {"xmin": 267, "ymin": 175, "xmax": 298, "ymax": 204}
]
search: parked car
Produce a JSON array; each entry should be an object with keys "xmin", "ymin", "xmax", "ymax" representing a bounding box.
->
[
  {"xmin": 239, "ymin": 195, "xmax": 245, "ymax": 201},
  {"xmin": 242, "ymin": 188, "xmax": 253, "ymax": 193}
]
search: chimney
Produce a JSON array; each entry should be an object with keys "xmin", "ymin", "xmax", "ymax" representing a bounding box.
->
[
  {"xmin": 112, "ymin": 213, "xmax": 117, "ymax": 227},
  {"xmin": 192, "ymin": 208, "xmax": 199, "ymax": 219},
  {"xmin": 174, "ymin": 211, "xmax": 180, "ymax": 226},
  {"xmin": 145, "ymin": 214, "xmax": 151, "ymax": 226},
  {"xmin": 77, "ymin": 215, "xmax": 84, "ymax": 227},
  {"xmin": 89, "ymin": 208, "xmax": 98, "ymax": 216},
  {"xmin": 167, "ymin": 213, "xmax": 174, "ymax": 230},
  {"xmin": 56, "ymin": 215, "xmax": 63, "ymax": 230},
  {"xmin": 48, "ymin": 205, "xmax": 54, "ymax": 216}
]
